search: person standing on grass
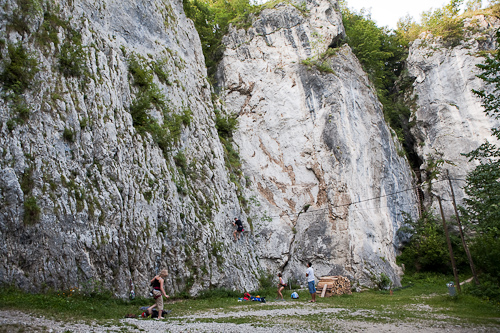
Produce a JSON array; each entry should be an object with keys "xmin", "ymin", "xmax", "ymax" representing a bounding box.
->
[
  {"xmin": 147, "ymin": 269, "xmax": 170, "ymax": 319},
  {"xmin": 306, "ymin": 262, "xmax": 316, "ymax": 303},
  {"xmin": 277, "ymin": 273, "xmax": 286, "ymax": 301}
]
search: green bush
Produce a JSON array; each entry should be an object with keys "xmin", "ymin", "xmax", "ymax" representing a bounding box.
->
[
  {"xmin": 180, "ymin": 108, "xmax": 192, "ymax": 126},
  {"xmin": 63, "ymin": 127, "xmax": 75, "ymax": 142},
  {"xmin": 129, "ymin": 95, "xmax": 155, "ymax": 131},
  {"xmin": 251, "ymin": 272, "xmax": 278, "ymax": 298},
  {"xmin": 301, "ymin": 58, "xmax": 335, "ymax": 74},
  {"xmin": 397, "ymin": 211, "xmax": 467, "ymax": 274},
  {"xmin": 301, "ymin": 48, "xmax": 338, "ymax": 74},
  {"xmin": 183, "ymin": 0, "xmax": 259, "ymax": 82},
  {"xmin": 79, "ymin": 117, "xmax": 88, "ymax": 129},
  {"xmin": 128, "ymin": 55, "xmax": 191, "ymax": 155},
  {"xmin": 143, "ymin": 191, "xmax": 153, "ymax": 203},
  {"xmin": 375, "ymin": 272, "xmax": 392, "ymax": 290},
  {"xmin": 5, "ymin": 95, "xmax": 31, "ymax": 127},
  {"xmin": 152, "ymin": 58, "xmax": 171, "ymax": 85},
  {"xmin": 129, "ymin": 57, "xmax": 153, "ymax": 89},
  {"xmin": 58, "ymin": 39, "xmax": 86, "ymax": 78},
  {"xmin": 470, "ymin": 231, "xmax": 500, "ymax": 281},
  {"xmin": 20, "ymin": 167, "xmax": 34, "ymax": 195},
  {"xmin": 420, "ymin": 5, "xmax": 464, "ymax": 47},
  {"xmin": 463, "ymin": 274, "xmax": 500, "ymax": 302},
  {"xmin": 13, "ymin": 98, "xmax": 30, "ymax": 123},
  {"xmin": 165, "ymin": 113, "xmax": 183, "ymax": 142},
  {"xmin": 23, "ymin": 196, "xmax": 40, "ymax": 225},
  {"xmin": 6, "ymin": 0, "xmax": 42, "ymax": 35},
  {"xmin": 0, "ymin": 43, "xmax": 39, "ymax": 94},
  {"xmin": 174, "ymin": 151, "xmax": 188, "ymax": 174},
  {"xmin": 36, "ymin": 9, "xmax": 68, "ymax": 48},
  {"xmin": 6, "ymin": 119, "xmax": 16, "ymax": 132},
  {"xmin": 215, "ymin": 113, "xmax": 238, "ymax": 139}
]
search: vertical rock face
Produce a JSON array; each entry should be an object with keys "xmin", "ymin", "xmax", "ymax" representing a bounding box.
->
[
  {"xmin": 0, "ymin": 0, "xmax": 422, "ymax": 294},
  {"xmin": 0, "ymin": 0, "xmax": 260, "ymax": 296},
  {"xmin": 407, "ymin": 16, "xmax": 500, "ymax": 215},
  {"xmin": 217, "ymin": 0, "xmax": 418, "ymax": 286}
]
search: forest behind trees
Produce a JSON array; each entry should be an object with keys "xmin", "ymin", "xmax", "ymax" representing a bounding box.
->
[{"xmin": 182, "ymin": 0, "xmax": 500, "ymax": 302}]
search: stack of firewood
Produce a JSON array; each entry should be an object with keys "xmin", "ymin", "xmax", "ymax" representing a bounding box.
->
[{"xmin": 316, "ymin": 276, "xmax": 352, "ymax": 297}]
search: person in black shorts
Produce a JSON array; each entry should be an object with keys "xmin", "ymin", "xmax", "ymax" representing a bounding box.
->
[
  {"xmin": 233, "ymin": 217, "xmax": 243, "ymax": 242},
  {"xmin": 277, "ymin": 273, "xmax": 286, "ymax": 300}
]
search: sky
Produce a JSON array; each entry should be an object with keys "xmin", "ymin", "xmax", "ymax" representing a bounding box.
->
[{"xmin": 344, "ymin": 0, "xmax": 451, "ymax": 30}]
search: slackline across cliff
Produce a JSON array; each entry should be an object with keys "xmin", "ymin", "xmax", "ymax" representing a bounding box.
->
[{"xmin": 259, "ymin": 177, "xmax": 466, "ymax": 218}]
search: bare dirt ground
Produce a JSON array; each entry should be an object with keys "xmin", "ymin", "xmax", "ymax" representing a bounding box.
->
[{"xmin": 1, "ymin": 303, "xmax": 499, "ymax": 333}]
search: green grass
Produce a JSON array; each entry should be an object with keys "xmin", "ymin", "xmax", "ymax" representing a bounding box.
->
[
  {"xmin": 0, "ymin": 274, "xmax": 498, "ymax": 329},
  {"xmin": 0, "ymin": 286, "xmax": 149, "ymax": 322}
]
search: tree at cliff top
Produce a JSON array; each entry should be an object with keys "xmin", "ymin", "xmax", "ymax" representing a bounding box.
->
[
  {"xmin": 397, "ymin": 0, "xmax": 500, "ymax": 44},
  {"xmin": 183, "ymin": 0, "xmax": 257, "ymax": 82},
  {"xmin": 459, "ymin": 31, "xmax": 500, "ymax": 300}
]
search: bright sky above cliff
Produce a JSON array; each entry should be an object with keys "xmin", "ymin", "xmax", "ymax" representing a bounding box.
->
[{"xmin": 344, "ymin": 0, "xmax": 451, "ymax": 29}]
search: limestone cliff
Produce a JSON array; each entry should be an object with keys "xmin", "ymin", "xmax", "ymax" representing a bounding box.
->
[
  {"xmin": 0, "ymin": 0, "xmax": 423, "ymax": 295},
  {"xmin": 407, "ymin": 15, "xmax": 500, "ymax": 216},
  {"xmin": 217, "ymin": 0, "xmax": 418, "ymax": 287},
  {"xmin": 0, "ymin": 0, "xmax": 260, "ymax": 296}
]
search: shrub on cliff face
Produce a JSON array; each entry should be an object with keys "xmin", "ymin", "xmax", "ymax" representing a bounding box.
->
[
  {"xmin": 6, "ymin": 0, "xmax": 42, "ymax": 35},
  {"xmin": 215, "ymin": 112, "xmax": 237, "ymax": 140},
  {"xmin": 63, "ymin": 127, "xmax": 75, "ymax": 142},
  {"xmin": 0, "ymin": 43, "xmax": 39, "ymax": 94},
  {"xmin": 419, "ymin": 0, "xmax": 464, "ymax": 47},
  {"xmin": 58, "ymin": 40, "xmax": 86, "ymax": 78},
  {"xmin": 23, "ymin": 196, "xmax": 40, "ymax": 225},
  {"xmin": 128, "ymin": 56, "xmax": 191, "ymax": 155}
]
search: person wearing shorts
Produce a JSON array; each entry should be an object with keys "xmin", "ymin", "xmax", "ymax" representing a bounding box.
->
[
  {"xmin": 277, "ymin": 273, "xmax": 286, "ymax": 300},
  {"xmin": 147, "ymin": 269, "xmax": 169, "ymax": 319},
  {"xmin": 233, "ymin": 218, "xmax": 243, "ymax": 241},
  {"xmin": 306, "ymin": 262, "xmax": 316, "ymax": 303}
]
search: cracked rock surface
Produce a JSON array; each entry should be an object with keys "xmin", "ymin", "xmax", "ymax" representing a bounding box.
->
[{"xmin": 217, "ymin": 0, "xmax": 418, "ymax": 286}]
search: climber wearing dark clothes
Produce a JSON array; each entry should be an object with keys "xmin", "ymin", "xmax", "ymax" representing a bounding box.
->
[{"xmin": 233, "ymin": 218, "xmax": 243, "ymax": 242}]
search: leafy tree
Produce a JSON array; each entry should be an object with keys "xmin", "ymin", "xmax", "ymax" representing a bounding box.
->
[
  {"xmin": 341, "ymin": 8, "xmax": 393, "ymax": 88},
  {"xmin": 461, "ymin": 30, "xmax": 500, "ymax": 234},
  {"xmin": 183, "ymin": 0, "xmax": 257, "ymax": 82},
  {"xmin": 397, "ymin": 212, "xmax": 467, "ymax": 274},
  {"xmin": 466, "ymin": 0, "xmax": 482, "ymax": 12},
  {"xmin": 394, "ymin": 0, "xmax": 468, "ymax": 45},
  {"xmin": 421, "ymin": 1, "xmax": 464, "ymax": 46},
  {"xmin": 459, "ymin": 30, "xmax": 500, "ymax": 299},
  {"xmin": 340, "ymin": 5, "xmax": 414, "ymax": 160},
  {"xmin": 396, "ymin": 14, "xmax": 422, "ymax": 42}
]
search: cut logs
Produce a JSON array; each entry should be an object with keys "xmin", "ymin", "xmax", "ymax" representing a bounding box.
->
[{"xmin": 316, "ymin": 276, "xmax": 352, "ymax": 297}]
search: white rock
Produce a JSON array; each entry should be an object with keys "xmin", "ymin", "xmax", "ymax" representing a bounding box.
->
[
  {"xmin": 217, "ymin": 0, "xmax": 418, "ymax": 286},
  {"xmin": 407, "ymin": 15, "xmax": 500, "ymax": 216}
]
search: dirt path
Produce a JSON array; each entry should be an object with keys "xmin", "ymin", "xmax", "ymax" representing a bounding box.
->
[{"xmin": 0, "ymin": 305, "xmax": 498, "ymax": 332}]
